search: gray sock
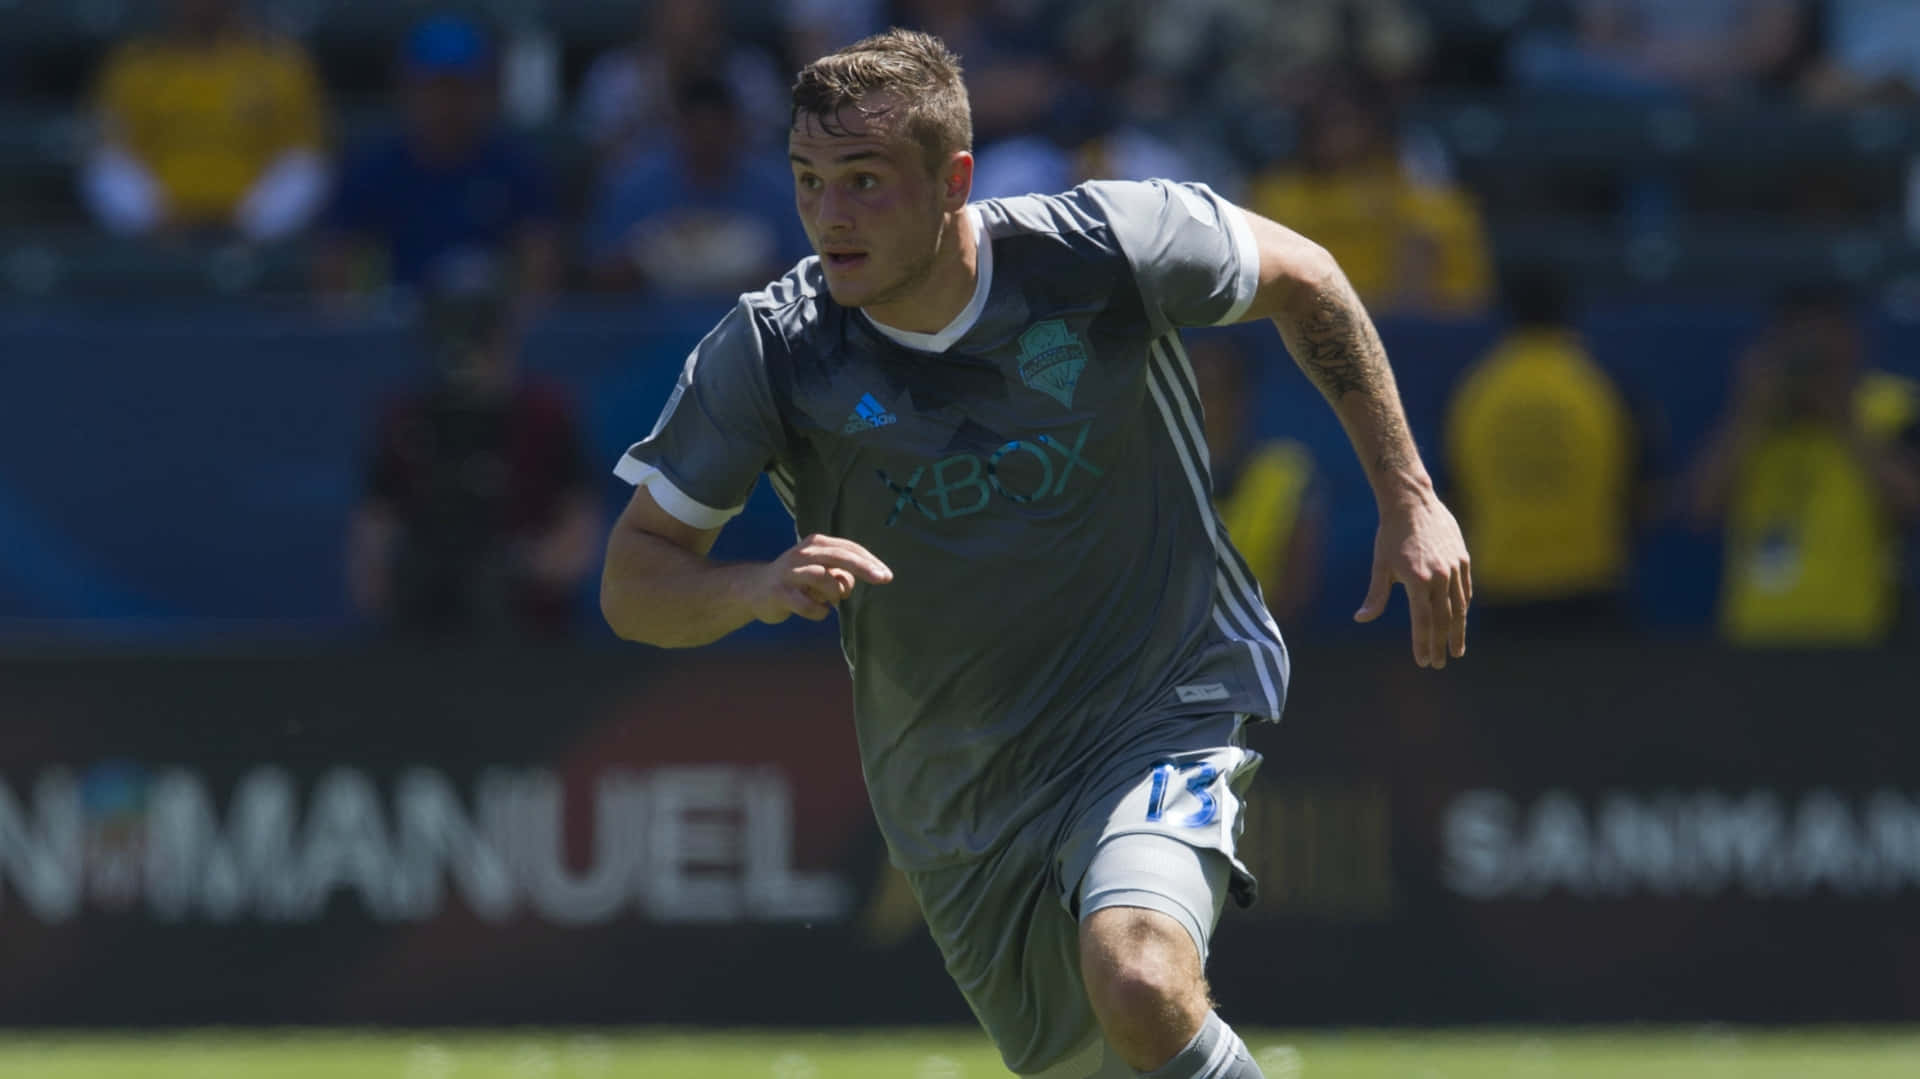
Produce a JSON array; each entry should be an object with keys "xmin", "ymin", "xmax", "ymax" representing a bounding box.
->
[{"xmin": 1139, "ymin": 1012, "xmax": 1264, "ymax": 1078}]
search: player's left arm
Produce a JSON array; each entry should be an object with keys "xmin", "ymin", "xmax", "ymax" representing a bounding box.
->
[{"xmin": 1231, "ymin": 205, "xmax": 1470, "ymax": 669}]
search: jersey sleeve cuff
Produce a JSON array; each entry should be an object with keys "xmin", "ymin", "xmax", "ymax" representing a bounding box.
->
[
  {"xmin": 612, "ymin": 452, "xmax": 743, "ymax": 530},
  {"xmin": 1209, "ymin": 185, "xmax": 1261, "ymax": 327}
]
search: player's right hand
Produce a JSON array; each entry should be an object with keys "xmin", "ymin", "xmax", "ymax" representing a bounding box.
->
[{"xmin": 747, "ymin": 533, "xmax": 893, "ymax": 624}]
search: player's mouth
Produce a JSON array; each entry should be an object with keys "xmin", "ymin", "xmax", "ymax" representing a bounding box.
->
[{"xmin": 823, "ymin": 250, "xmax": 868, "ymax": 271}]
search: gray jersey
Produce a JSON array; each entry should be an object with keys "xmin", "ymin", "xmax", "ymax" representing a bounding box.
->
[{"xmin": 616, "ymin": 179, "xmax": 1289, "ymax": 870}]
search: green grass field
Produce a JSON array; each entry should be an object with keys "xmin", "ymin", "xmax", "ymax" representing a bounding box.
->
[{"xmin": 1, "ymin": 1029, "xmax": 1917, "ymax": 1078}]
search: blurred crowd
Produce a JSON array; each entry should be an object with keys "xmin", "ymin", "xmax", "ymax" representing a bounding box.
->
[
  {"xmin": 56, "ymin": 0, "xmax": 1920, "ymax": 643},
  {"xmin": 76, "ymin": 0, "xmax": 1920, "ymax": 312},
  {"xmin": 1199, "ymin": 271, "xmax": 1920, "ymax": 650}
]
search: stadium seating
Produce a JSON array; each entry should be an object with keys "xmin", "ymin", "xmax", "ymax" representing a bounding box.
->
[{"xmin": 0, "ymin": 0, "xmax": 1914, "ymax": 301}]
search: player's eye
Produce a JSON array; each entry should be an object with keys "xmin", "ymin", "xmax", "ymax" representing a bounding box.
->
[
  {"xmin": 853, "ymin": 173, "xmax": 880, "ymax": 191},
  {"xmin": 797, "ymin": 174, "xmax": 823, "ymax": 191}
]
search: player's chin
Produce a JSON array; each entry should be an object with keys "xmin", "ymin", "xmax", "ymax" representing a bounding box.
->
[{"xmin": 820, "ymin": 275, "xmax": 874, "ymax": 308}]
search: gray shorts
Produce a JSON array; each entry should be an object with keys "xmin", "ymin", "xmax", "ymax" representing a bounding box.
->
[{"xmin": 905, "ymin": 712, "xmax": 1263, "ymax": 1077}]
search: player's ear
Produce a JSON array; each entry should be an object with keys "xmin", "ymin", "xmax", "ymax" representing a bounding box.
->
[{"xmin": 942, "ymin": 151, "xmax": 973, "ymax": 208}]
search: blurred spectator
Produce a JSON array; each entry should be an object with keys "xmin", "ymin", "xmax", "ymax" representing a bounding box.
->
[
  {"xmin": 971, "ymin": 121, "xmax": 1196, "ymax": 202},
  {"xmin": 785, "ymin": 0, "xmax": 889, "ymax": 64},
  {"xmin": 1057, "ymin": 0, "xmax": 1427, "ymax": 96},
  {"xmin": 971, "ymin": 20, "xmax": 1202, "ymax": 201},
  {"xmin": 1191, "ymin": 335, "xmax": 1324, "ymax": 625},
  {"xmin": 583, "ymin": 75, "xmax": 807, "ymax": 296},
  {"xmin": 896, "ymin": 0, "xmax": 1060, "ymax": 146},
  {"xmin": 347, "ymin": 278, "xmax": 598, "ymax": 639},
  {"xmin": 82, "ymin": 0, "xmax": 329, "ymax": 242},
  {"xmin": 1444, "ymin": 270, "xmax": 1643, "ymax": 632},
  {"xmin": 1247, "ymin": 76, "xmax": 1491, "ymax": 316},
  {"xmin": 1510, "ymin": 0, "xmax": 1806, "ymax": 100},
  {"xmin": 1802, "ymin": 0, "xmax": 1920, "ymax": 106},
  {"xmin": 1689, "ymin": 285, "xmax": 1920, "ymax": 646},
  {"xmin": 575, "ymin": 0, "xmax": 788, "ymax": 165},
  {"xmin": 1216, "ymin": 0, "xmax": 1430, "ymax": 106},
  {"xmin": 315, "ymin": 15, "xmax": 558, "ymax": 301}
]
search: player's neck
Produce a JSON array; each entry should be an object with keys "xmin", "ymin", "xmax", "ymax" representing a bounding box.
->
[{"xmin": 862, "ymin": 208, "xmax": 979, "ymax": 337}]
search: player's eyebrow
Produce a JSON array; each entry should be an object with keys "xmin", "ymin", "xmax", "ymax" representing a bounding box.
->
[{"xmin": 788, "ymin": 150, "xmax": 886, "ymax": 167}]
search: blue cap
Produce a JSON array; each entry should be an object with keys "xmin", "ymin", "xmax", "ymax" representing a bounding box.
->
[{"xmin": 404, "ymin": 14, "xmax": 491, "ymax": 76}]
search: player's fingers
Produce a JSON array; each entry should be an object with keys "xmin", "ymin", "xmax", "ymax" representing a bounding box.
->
[
  {"xmin": 796, "ymin": 577, "xmax": 841, "ymax": 608},
  {"xmin": 1425, "ymin": 576, "xmax": 1450, "ymax": 669},
  {"xmin": 790, "ymin": 563, "xmax": 851, "ymax": 598},
  {"xmin": 801, "ymin": 550, "xmax": 888, "ymax": 589},
  {"xmin": 1462, "ymin": 556, "xmax": 1474, "ymax": 607},
  {"xmin": 1354, "ymin": 561, "xmax": 1392, "ymax": 623},
  {"xmin": 800, "ymin": 538, "xmax": 894, "ymax": 584},
  {"xmin": 1405, "ymin": 576, "xmax": 1435, "ymax": 668},
  {"xmin": 783, "ymin": 585, "xmax": 833, "ymax": 622},
  {"xmin": 1449, "ymin": 568, "xmax": 1469, "ymax": 660}
]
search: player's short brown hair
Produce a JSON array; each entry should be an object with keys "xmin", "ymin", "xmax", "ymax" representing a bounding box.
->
[{"xmin": 791, "ymin": 28, "xmax": 972, "ymax": 175}]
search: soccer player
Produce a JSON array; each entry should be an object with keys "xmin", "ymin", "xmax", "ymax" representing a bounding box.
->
[{"xmin": 601, "ymin": 29, "xmax": 1470, "ymax": 1079}]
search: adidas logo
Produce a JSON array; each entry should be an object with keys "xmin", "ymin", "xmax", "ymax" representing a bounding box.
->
[{"xmin": 841, "ymin": 392, "xmax": 898, "ymax": 434}]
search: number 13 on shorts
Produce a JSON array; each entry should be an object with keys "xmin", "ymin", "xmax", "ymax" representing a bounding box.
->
[{"xmin": 1145, "ymin": 761, "xmax": 1220, "ymax": 827}]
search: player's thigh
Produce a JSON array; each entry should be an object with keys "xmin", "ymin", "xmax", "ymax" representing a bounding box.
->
[
  {"xmin": 907, "ymin": 844, "xmax": 1100, "ymax": 1076},
  {"xmin": 1057, "ymin": 714, "xmax": 1264, "ymax": 942},
  {"xmin": 1077, "ymin": 830, "xmax": 1233, "ymax": 976}
]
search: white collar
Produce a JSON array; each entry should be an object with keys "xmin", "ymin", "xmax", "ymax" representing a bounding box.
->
[{"xmin": 861, "ymin": 205, "xmax": 992, "ymax": 354}]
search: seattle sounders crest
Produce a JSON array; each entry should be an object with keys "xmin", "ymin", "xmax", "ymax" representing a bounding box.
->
[{"xmin": 1016, "ymin": 320, "xmax": 1088, "ymax": 409}]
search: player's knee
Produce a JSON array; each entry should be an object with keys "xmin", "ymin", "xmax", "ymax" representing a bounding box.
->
[
  {"xmin": 1087, "ymin": 956, "xmax": 1192, "ymax": 1033},
  {"xmin": 1079, "ymin": 907, "xmax": 1208, "ymax": 1036}
]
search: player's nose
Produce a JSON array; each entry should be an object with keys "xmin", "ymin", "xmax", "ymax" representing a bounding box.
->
[{"xmin": 815, "ymin": 185, "xmax": 856, "ymax": 232}]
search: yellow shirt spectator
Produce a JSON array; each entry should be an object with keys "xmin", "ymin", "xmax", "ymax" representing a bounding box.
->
[
  {"xmin": 1446, "ymin": 328, "xmax": 1636, "ymax": 603},
  {"xmin": 1720, "ymin": 374, "xmax": 1917, "ymax": 645},
  {"xmin": 92, "ymin": 26, "xmax": 327, "ymax": 234},
  {"xmin": 1250, "ymin": 159, "xmax": 1492, "ymax": 316}
]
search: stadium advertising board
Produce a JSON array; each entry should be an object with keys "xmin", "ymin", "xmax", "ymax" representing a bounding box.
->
[
  {"xmin": 1, "ymin": 644, "xmax": 1916, "ymax": 1025},
  {"xmin": 0, "ymin": 762, "xmax": 849, "ymax": 927}
]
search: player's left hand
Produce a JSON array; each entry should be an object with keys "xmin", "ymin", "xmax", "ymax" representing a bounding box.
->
[{"xmin": 1355, "ymin": 492, "xmax": 1471, "ymax": 669}]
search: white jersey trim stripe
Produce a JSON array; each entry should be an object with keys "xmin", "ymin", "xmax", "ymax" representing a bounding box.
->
[
  {"xmin": 1210, "ymin": 190, "xmax": 1262, "ymax": 327},
  {"xmin": 1150, "ymin": 336, "xmax": 1288, "ymax": 672},
  {"xmin": 1149, "ymin": 369, "xmax": 1283, "ymax": 716},
  {"xmin": 612, "ymin": 452, "xmax": 743, "ymax": 530},
  {"xmin": 1145, "ymin": 343, "xmax": 1284, "ymax": 717},
  {"xmin": 1148, "ymin": 352, "xmax": 1288, "ymax": 699},
  {"xmin": 1159, "ymin": 335, "xmax": 1290, "ymax": 645}
]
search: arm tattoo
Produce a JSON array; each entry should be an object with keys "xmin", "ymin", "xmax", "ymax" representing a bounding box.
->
[
  {"xmin": 1297, "ymin": 280, "xmax": 1381, "ymax": 399},
  {"xmin": 1290, "ymin": 274, "xmax": 1415, "ymax": 477}
]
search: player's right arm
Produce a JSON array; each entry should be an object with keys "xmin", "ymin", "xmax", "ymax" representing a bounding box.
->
[
  {"xmin": 600, "ymin": 485, "xmax": 891, "ymax": 647},
  {"xmin": 599, "ymin": 299, "xmax": 891, "ymax": 647}
]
